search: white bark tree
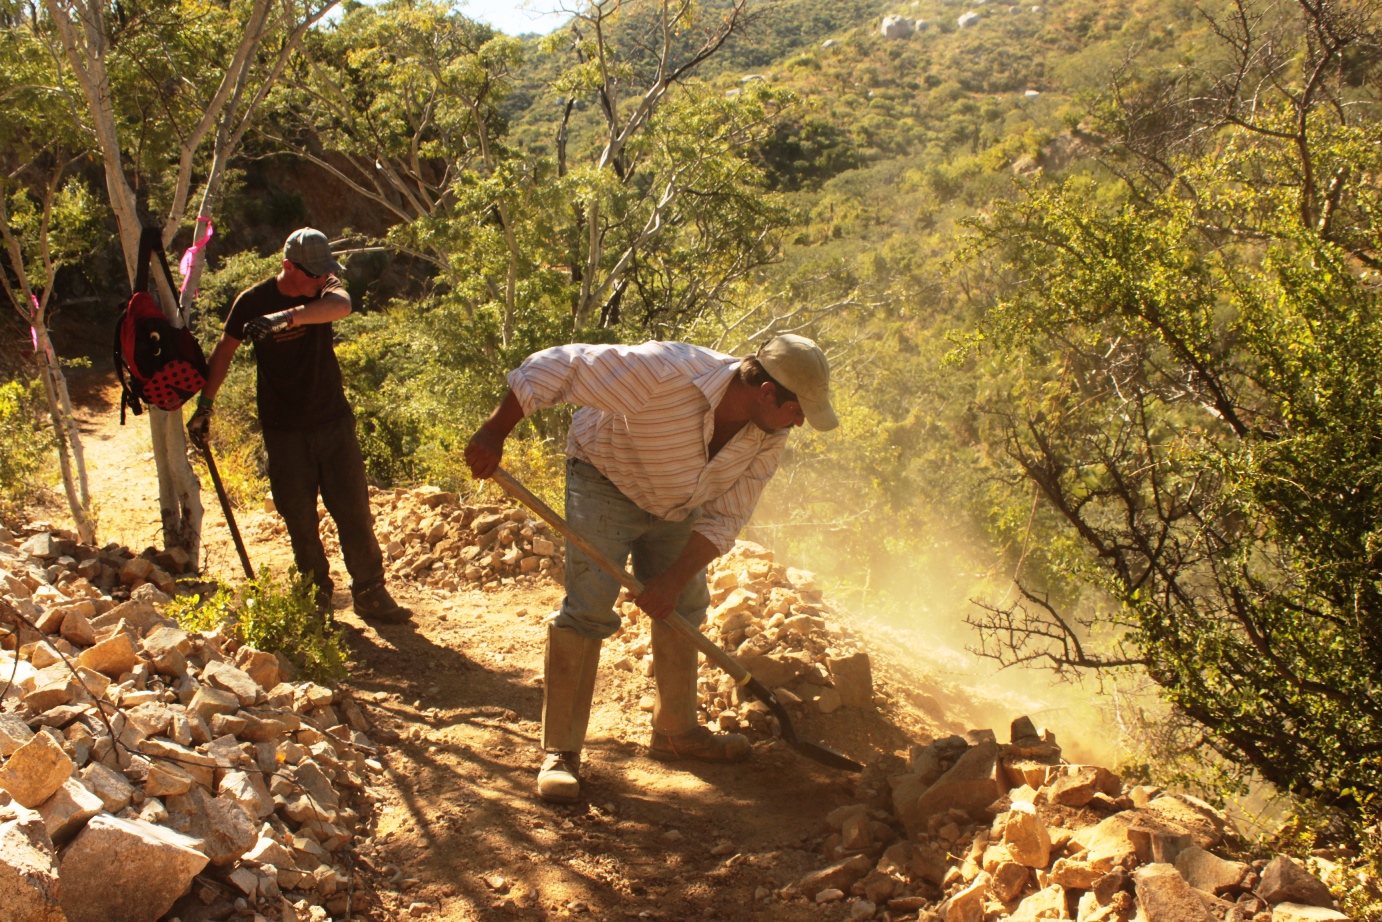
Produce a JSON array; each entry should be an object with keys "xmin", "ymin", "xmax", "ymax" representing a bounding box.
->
[
  {"xmin": 1, "ymin": 6, "xmax": 105, "ymax": 543},
  {"xmin": 39, "ymin": 0, "xmax": 337, "ymax": 563}
]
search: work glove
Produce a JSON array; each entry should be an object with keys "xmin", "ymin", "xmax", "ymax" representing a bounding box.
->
[
  {"xmin": 187, "ymin": 397, "xmax": 213, "ymax": 448},
  {"xmin": 242, "ymin": 309, "xmax": 294, "ymax": 342}
]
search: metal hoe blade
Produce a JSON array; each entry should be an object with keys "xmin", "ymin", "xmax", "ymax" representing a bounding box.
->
[{"xmin": 744, "ymin": 677, "xmax": 863, "ymax": 772}]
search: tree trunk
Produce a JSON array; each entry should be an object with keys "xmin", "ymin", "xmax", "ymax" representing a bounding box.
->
[{"xmin": 33, "ymin": 326, "xmax": 94, "ymax": 543}]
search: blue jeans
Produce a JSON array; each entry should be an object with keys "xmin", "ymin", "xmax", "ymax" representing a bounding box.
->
[{"xmin": 555, "ymin": 458, "xmax": 711, "ymax": 640}]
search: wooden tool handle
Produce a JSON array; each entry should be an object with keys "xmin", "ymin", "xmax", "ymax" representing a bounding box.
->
[{"xmin": 490, "ymin": 466, "xmax": 752, "ymax": 685}]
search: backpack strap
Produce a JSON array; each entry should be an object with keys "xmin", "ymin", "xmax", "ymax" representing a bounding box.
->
[
  {"xmin": 111, "ymin": 305, "xmax": 144, "ymax": 426},
  {"xmin": 134, "ymin": 225, "xmax": 182, "ymax": 319}
]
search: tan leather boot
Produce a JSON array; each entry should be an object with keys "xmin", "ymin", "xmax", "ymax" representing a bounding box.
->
[
  {"xmin": 539, "ymin": 624, "xmax": 602, "ymax": 803},
  {"xmin": 647, "ymin": 619, "xmax": 750, "ymax": 763}
]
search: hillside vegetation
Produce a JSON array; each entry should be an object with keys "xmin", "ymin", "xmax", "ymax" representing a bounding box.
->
[{"xmin": 4, "ymin": 0, "xmax": 1382, "ymax": 904}]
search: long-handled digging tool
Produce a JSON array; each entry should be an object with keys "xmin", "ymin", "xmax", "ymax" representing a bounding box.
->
[
  {"xmin": 199, "ymin": 441, "xmax": 255, "ymax": 580},
  {"xmin": 490, "ymin": 466, "xmax": 863, "ymax": 774}
]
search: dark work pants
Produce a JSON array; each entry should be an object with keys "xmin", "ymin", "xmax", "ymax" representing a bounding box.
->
[{"xmin": 262, "ymin": 417, "xmax": 385, "ymax": 598}]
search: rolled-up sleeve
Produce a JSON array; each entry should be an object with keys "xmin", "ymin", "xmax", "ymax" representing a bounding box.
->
[
  {"xmin": 693, "ymin": 433, "xmax": 788, "ymax": 555},
  {"xmin": 507, "ymin": 343, "xmax": 664, "ymax": 417}
]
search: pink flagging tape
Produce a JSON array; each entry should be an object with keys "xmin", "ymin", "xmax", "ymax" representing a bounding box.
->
[{"xmin": 179, "ymin": 217, "xmax": 215, "ymax": 295}]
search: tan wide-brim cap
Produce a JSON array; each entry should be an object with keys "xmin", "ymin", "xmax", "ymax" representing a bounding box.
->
[{"xmin": 758, "ymin": 334, "xmax": 839, "ymax": 431}]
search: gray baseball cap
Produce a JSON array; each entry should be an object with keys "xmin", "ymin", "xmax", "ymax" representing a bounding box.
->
[
  {"xmin": 284, "ymin": 228, "xmax": 343, "ymax": 276},
  {"xmin": 757, "ymin": 334, "xmax": 839, "ymax": 431}
]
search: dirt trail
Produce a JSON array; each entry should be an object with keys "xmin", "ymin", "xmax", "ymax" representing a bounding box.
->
[{"xmin": 55, "ymin": 373, "xmax": 952, "ymax": 922}]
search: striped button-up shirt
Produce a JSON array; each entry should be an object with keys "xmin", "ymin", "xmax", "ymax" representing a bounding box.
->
[{"xmin": 507, "ymin": 341, "xmax": 789, "ymax": 555}]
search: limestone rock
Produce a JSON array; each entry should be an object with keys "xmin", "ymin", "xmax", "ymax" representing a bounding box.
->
[
  {"xmin": 59, "ymin": 609, "xmax": 95, "ymax": 647},
  {"xmin": 1143, "ymin": 795, "xmax": 1225, "ymax": 848},
  {"xmin": 989, "ymin": 857, "xmax": 1031, "ymax": 902},
  {"xmin": 76, "ymin": 632, "xmax": 141, "ymax": 677},
  {"xmin": 0, "ymin": 800, "xmax": 64, "ymax": 922},
  {"xmin": 944, "ymin": 873, "xmax": 990, "ymax": 922},
  {"xmin": 141, "ymin": 626, "xmax": 189, "ymax": 676},
  {"xmin": 827, "ymin": 653, "xmax": 874, "ymax": 708},
  {"xmin": 36, "ymin": 778, "xmax": 102, "ymax": 845},
  {"xmin": 235, "ymin": 649, "xmax": 281, "ymax": 690},
  {"xmin": 218, "ymin": 770, "xmax": 274, "ymax": 820},
  {"xmin": 1004, "ymin": 800, "xmax": 1051, "ymax": 868},
  {"xmin": 79, "ymin": 762, "xmax": 133, "ymax": 813},
  {"xmin": 1175, "ymin": 846, "xmax": 1249, "ymax": 895},
  {"xmin": 189, "ymin": 686, "xmax": 240, "ymax": 722},
  {"xmin": 203, "ymin": 661, "xmax": 260, "ymax": 706},
  {"xmin": 1, "ymin": 713, "xmax": 37, "ymax": 756},
  {"xmin": 1258, "ymin": 856, "xmax": 1335, "ymax": 908},
  {"xmin": 1010, "ymin": 884, "xmax": 1068, "ymax": 921},
  {"xmin": 0, "ymin": 733, "xmax": 73, "ymax": 808},
  {"xmin": 58, "ymin": 813, "xmax": 208, "ymax": 922},
  {"xmin": 144, "ymin": 761, "xmax": 194, "ymax": 798},
  {"xmin": 798, "ymin": 854, "xmax": 874, "ymax": 896},
  {"xmin": 1048, "ymin": 858, "xmax": 1104, "ymax": 890},
  {"xmin": 183, "ymin": 790, "xmax": 257, "ymax": 865},
  {"xmin": 118, "ymin": 557, "xmax": 154, "ymax": 586},
  {"xmin": 1134, "ymin": 863, "xmax": 1215, "ymax": 922},
  {"xmin": 901, "ymin": 741, "xmax": 1006, "ymax": 834},
  {"xmin": 1046, "ymin": 765, "xmax": 1121, "ymax": 808}
]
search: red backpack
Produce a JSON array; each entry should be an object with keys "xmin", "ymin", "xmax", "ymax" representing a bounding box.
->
[{"xmin": 113, "ymin": 227, "xmax": 209, "ymax": 423}]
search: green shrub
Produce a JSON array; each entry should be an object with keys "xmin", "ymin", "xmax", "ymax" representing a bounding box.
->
[
  {"xmin": 0, "ymin": 376, "xmax": 50, "ymax": 520},
  {"xmin": 167, "ymin": 567, "xmax": 347, "ymax": 684},
  {"xmin": 237, "ymin": 568, "xmax": 347, "ymax": 684}
]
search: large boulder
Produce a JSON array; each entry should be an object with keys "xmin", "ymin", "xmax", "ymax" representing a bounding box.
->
[
  {"xmin": 1258, "ymin": 856, "xmax": 1335, "ymax": 908},
  {"xmin": 0, "ymin": 801, "xmax": 65, "ymax": 922},
  {"xmin": 880, "ymin": 15, "xmax": 914, "ymax": 38},
  {"xmin": 58, "ymin": 814, "xmax": 207, "ymax": 922},
  {"xmin": 900, "ymin": 741, "xmax": 1006, "ymax": 834}
]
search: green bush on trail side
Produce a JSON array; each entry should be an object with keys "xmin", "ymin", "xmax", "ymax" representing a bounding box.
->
[
  {"xmin": 0, "ymin": 376, "xmax": 50, "ymax": 521},
  {"xmin": 168, "ymin": 568, "xmax": 347, "ymax": 684},
  {"xmin": 960, "ymin": 1, "xmax": 1382, "ymax": 823}
]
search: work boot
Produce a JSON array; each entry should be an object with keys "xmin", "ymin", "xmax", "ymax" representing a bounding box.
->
[
  {"xmin": 539, "ymin": 624, "xmax": 602, "ymax": 803},
  {"xmin": 647, "ymin": 619, "xmax": 750, "ymax": 764},
  {"xmin": 538, "ymin": 751, "xmax": 581, "ymax": 804},
  {"xmin": 352, "ymin": 582, "xmax": 411, "ymax": 624}
]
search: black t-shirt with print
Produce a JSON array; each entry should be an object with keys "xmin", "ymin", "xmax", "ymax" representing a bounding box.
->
[{"xmin": 225, "ymin": 276, "xmax": 353, "ymax": 432}]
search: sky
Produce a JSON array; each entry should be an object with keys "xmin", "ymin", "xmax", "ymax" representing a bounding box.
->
[{"xmin": 459, "ymin": 0, "xmax": 571, "ymax": 35}]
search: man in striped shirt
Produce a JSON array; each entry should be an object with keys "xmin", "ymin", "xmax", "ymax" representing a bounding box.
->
[{"xmin": 465, "ymin": 336, "xmax": 838, "ymax": 803}]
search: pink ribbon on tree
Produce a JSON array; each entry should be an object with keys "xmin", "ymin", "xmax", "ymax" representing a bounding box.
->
[
  {"xmin": 179, "ymin": 217, "xmax": 214, "ymax": 295},
  {"xmin": 29, "ymin": 295, "xmax": 40, "ymax": 352}
]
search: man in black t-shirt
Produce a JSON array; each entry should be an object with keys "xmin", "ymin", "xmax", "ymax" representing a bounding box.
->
[{"xmin": 189, "ymin": 228, "xmax": 408, "ymax": 624}]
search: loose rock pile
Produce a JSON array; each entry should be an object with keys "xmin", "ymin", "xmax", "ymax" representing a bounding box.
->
[
  {"xmin": 604, "ymin": 540, "xmax": 878, "ymax": 737},
  {"xmin": 787, "ymin": 718, "xmax": 1351, "ymax": 922},
  {"xmin": 0, "ymin": 524, "xmax": 383, "ymax": 922},
  {"xmin": 256, "ymin": 485, "xmax": 566, "ymax": 592}
]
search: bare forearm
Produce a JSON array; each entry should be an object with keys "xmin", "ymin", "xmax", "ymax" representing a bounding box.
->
[
  {"xmin": 465, "ymin": 388, "xmax": 526, "ymax": 479},
  {"xmin": 201, "ymin": 336, "xmax": 240, "ymax": 403},
  {"xmin": 291, "ymin": 293, "xmax": 351, "ymax": 326},
  {"xmin": 478, "ymin": 388, "xmax": 526, "ymax": 442}
]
